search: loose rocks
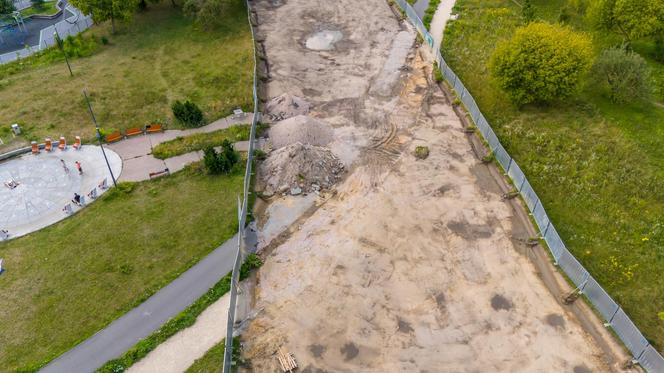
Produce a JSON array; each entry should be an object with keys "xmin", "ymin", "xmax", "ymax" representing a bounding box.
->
[{"xmin": 264, "ymin": 93, "xmax": 310, "ymax": 122}]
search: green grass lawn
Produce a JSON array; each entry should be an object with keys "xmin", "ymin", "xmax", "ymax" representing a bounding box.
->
[
  {"xmin": 443, "ymin": 0, "xmax": 664, "ymax": 351},
  {"xmin": 0, "ymin": 1, "xmax": 252, "ymax": 151},
  {"xmin": 0, "ymin": 164, "xmax": 243, "ymax": 372},
  {"xmin": 20, "ymin": 1, "xmax": 60, "ymax": 17},
  {"xmin": 185, "ymin": 341, "xmax": 226, "ymax": 373},
  {"xmin": 152, "ymin": 125, "xmax": 250, "ymax": 159}
]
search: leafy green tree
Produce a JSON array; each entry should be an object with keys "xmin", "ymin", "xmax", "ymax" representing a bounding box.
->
[
  {"xmin": 202, "ymin": 141, "xmax": 239, "ymax": 174},
  {"xmin": 522, "ymin": 0, "xmax": 536, "ymax": 23},
  {"xmin": 0, "ymin": 0, "xmax": 15, "ymax": 14},
  {"xmin": 69, "ymin": 0, "xmax": 140, "ymax": 33},
  {"xmin": 593, "ymin": 47, "xmax": 651, "ymax": 103},
  {"xmin": 490, "ymin": 22, "xmax": 594, "ymax": 106},
  {"xmin": 588, "ymin": 0, "xmax": 664, "ymax": 42},
  {"xmin": 171, "ymin": 100, "xmax": 204, "ymax": 127}
]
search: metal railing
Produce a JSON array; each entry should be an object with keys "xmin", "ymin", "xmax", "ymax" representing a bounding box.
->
[
  {"xmin": 0, "ymin": 6, "xmax": 93, "ymax": 65},
  {"xmin": 223, "ymin": 0, "xmax": 259, "ymax": 371},
  {"xmin": 392, "ymin": 0, "xmax": 664, "ymax": 371}
]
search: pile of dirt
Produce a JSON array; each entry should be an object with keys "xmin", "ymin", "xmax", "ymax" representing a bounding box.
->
[
  {"xmin": 258, "ymin": 142, "xmax": 345, "ymax": 197},
  {"xmin": 268, "ymin": 115, "xmax": 334, "ymax": 149},
  {"xmin": 264, "ymin": 93, "xmax": 310, "ymax": 122}
]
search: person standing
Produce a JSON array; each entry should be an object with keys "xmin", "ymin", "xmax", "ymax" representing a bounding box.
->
[
  {"xmin": 60, "ymin": 159, "xmax": 69, "ymax": 173},
  {"xmin": 75, "ymin": 161, "xmax": 83, "ymax": 175}
]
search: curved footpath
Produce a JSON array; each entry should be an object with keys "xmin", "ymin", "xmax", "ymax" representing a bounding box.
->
[{"xmin": 40, "ymin": 229, "xmax": 257, "ymax": 373}]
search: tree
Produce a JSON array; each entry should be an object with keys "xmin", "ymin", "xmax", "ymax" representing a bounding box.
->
[
  {"xmin": 203, "ymin": 140, "xmax": 239, "ymax": 174},
  {"xmin": 69, "ymin": 0, "xmax": 140, "ymax": 33},
  {"xmin": 593, "ymin": 47, "xmax": 651, "ymax": 103},
  {"xmin": 588, "ymin": 0, "xmax": 664, "ymax": 42},
  {"xmin": 522, "ymin": 0, "xmax": 536, "ymax": 23},
  {"xmin": 0, "ymin": 0, "xmax": 15, "ymax": 15},
  {"xmin": 490, "ymin": 22, "xmax": 594, "ymax": 106}
]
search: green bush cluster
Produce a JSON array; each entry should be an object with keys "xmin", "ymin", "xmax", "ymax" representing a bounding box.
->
[
  {"xmin": 490, "ymin": 22, "xmax": 593, "ymax": 105},
  {"xmin": 97, "ymin": 254, "xmax": 262, "ymax": 373},
  {"xmin": 592, "ymin": 47, "xmax": 651, "ymax": 103},
  {"xmin": 203, "ymin": 140, "xmax": 239, "ymax": 174},
  {"xmin": 61, "ymin": 34, "xmax": 98, "ymax": 58},
  {"xmin": 172, "ymin": 100, "xmax": 204, "ymax": 127}
]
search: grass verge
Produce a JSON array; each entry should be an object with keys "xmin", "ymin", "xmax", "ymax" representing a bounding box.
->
[
  {"xmin": 443, "ymin": 0, "xmax": 664, "ymax": 350},
  {"xmin": 152, "ymin": 125, "xmax": 250, "ymax": 159},
  {"xmin": 0, "ymin": 164, "xmax": 244, "ymax": 372},
  {"xmin": 422, "ymin": 0, "xmax": 441, "ymax": 30},
  {"xmin": 97, "ymin": 255, "xmax": 261, "ymax": 373},
  {"xmin": 0, "ymin": 1, "xmax": 253, "ymax": 151},
  {"xmin": 20, "ymin": 1, "xmax": 60, "ymax": 17}
]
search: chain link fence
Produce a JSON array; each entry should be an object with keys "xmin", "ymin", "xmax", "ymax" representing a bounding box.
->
[
  {"xmin": 223, "ymin": 0, "xmax": 259, "ymax": 371},
  {"xmin": 393, "ymin": 0, "xmax": 664, "ymax": 371},
  {"xmin": 0, "ymin": 5, "xmax": 93, "ymax": 65}
]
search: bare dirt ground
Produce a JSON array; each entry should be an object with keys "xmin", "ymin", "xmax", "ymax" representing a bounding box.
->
[{"xmin": 243, "ymin": 0, "xmax": 629, "ymax": 372}]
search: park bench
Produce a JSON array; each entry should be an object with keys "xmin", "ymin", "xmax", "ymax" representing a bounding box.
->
[
  {"xmin": 31, "ymin": 141, "xmax": 39, "ymax": 154},
  {"xmin": 44, "ymin": 138, "xmax": 52, "ymax": 152},
  {"xmin": 73, "ymin": 136, "xmax": 82, "ymax": 150},
  {"xmin": 149, "ymin": 168, "xmax": 170, "ymax": 179},
  {"xmin": 126, "ymin": 127, "xmax": 143, "ymax": 137},
  {"xmin": 145, "ymin": 124, "xmax": 163, "ymax": 133},
  {"xmin": 105, "ymin": 131, "xmax": 123, "ymax": 143},
  {"xmin": 58, "ymin": 136, "xmax": 66, "ymax": 150}
]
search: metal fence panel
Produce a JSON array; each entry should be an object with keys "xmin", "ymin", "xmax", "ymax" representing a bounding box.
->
[
  {"xmin": 611, "ymin": 308, "xmax": 649, "ymax": 358},
  {"xmin": 507, "ymin": 159, "xmax": 526, "ymax": 191},
  {"xmin": 543, "ymin": 223, "xmax": 565, "ymax": 261},
  {"xmin": 493, "ymin": 142, "xmax": 511, "ymax": 172},
  {"xmin": 531, "ymin": 201, "xmax": 550, "ymax": 235},
  {"xmin": 583, "ymin": 277, "xmax": 619, "ymax": 322},
  {"xmin": 519, "ymin": 179, "xmax": 538, "ymax": 212},
  {"xmin": 639, "ymin": 345, "xmax": 664, "ymax": 373},
  {"xmin": 475, "ymin": 113, "xmax": 490, "ymax": 139},
  {"xmin": 557, "ymin": 248, "xmax": 589, "ymax": 288},
  {"xmin": 453, "ymin": 77, "xmax": 466, "ymax": 98}
]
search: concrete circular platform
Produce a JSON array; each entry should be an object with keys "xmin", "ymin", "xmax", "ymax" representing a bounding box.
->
[{"xmin": 0, "ymin": 145, "xmax": 122, "ymax": 239}]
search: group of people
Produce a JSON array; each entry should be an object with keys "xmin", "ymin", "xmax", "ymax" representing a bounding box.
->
[{"xmin": 60, "ymin": 159, "xmax": 83, "ymax": 175}]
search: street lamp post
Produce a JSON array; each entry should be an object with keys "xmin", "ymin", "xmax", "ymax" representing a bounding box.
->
[
  {"xmin": 83, "ymin": 90, "xmax": 117, "ymax": 187},
  {"xmin": 54, "ymin": 30, "xmax": 73, "ymax": 77}
]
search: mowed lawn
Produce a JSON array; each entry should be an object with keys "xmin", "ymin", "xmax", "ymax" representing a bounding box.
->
[
  {"xmin": 443, "ymin": 0, "xmax": 664, "ymax": 350},
  {"xmin": 0, "ymin": 165, "xmax": 243, "ymax": 372},
  {"xmin": 0, "ymin": 1, "xmax": 252, "ymax": 149}
]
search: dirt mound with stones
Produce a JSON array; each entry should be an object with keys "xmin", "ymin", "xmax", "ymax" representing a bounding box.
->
[
  {"xmin": 258, "ymin": 142, "xmax": 345, "ymax": 197},
  {"xmin": 268, "ymin": 115, "xmax": 334, "ymax": 149},
  {"xmin": 264, "ymin": 93, "xmax": 310, "ymax": 122}
]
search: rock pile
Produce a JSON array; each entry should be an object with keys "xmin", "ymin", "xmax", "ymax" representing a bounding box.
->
[
  {"xmin": 258, "ymin": 142, "xmax": 345, "ymax": 197},
  {"xmin": 263, "ymin": 93, "xmax": 310, "ymax": 122}
]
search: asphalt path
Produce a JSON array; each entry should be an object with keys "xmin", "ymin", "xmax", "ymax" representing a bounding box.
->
[{"xmin": 40, "ymin": 228, "xmax": 257, "ymax": 373}]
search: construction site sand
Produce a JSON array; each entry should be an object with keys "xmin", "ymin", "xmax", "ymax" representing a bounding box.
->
[
  {"xmin": 244, "ymin": 0, "xmax": 621, "ymax": 371},
  {"xmin": 268, "ymin": 115, "xmax": 334, "ymax": 149},
  {"xmin": 263, "ymin": 93, "xmax": 311, "ymax": 122}
]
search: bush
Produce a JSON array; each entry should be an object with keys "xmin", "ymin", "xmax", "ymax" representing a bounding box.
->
[
  {"xmin": 203, "ymin": 140, "xmax": 239, "ymax": 174},
  {"xmin": 172, "ymin": 100, "xmax": 204, "ymax": 127},
  {"xmin": 0, "ymin": 0, "xmax": 15, "ymax": 13},
  {"xmin": 433, "ymin": 62, "xmax": 444, "ymax": 83},
  {"xmin": 522, "ymin": 0, "xmax": 536, "ymax": 23},
  {"xmin": 489, "ymin": 22, "xmax": 593, "ymax": 106},
  {"xmin": 253, "ymin": 149, "xmax": 267, "ymax": 161},
  {"xmin": 101, "ymin": 36, "xmax": 110, "ymax": 45},
  {"xmin": 654, "ymin": 36, "xmax": 664, "ymax": 63},
  {"xmin": 414, "ymin": 146, "xmax": 430, "ymax": 159},
  {"xmin": 62, "ymin": 34, "xmax": 98, "ymax": 58},
  {"xmin": 592, "ymin": 47, "xmax": 651, "ymax": 103}
]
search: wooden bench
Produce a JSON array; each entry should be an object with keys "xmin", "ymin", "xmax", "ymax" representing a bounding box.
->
[
  {"xmin": 145, "ymin": 124, "xmax": 163, "ymax": 133},
  {"xmin": 149, "ymin": 168, "xmax": 170, "ymax": 179},
  {"xmin": 105, "ymin": 131, "xmax": 123, "ymax": 143},
  {"xmin": 126, "ymin": 127, "xmax": 144, "ymax": 137}
]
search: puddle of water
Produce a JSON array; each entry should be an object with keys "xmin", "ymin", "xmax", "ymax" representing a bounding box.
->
[{"xmin": 305, "ymin": 30, "xmax": 343, "ymax": 51}]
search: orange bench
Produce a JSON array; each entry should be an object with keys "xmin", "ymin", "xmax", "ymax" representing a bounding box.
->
[
  {"xmin": 31, "ymin": 141, "xmax": 39, "ymax": 154},
  {"xmin": 145, "ymin": 124, "xmax": 163, "ymax": 133},
  {"xmin": 44, "ymin": 138, "xmax": 52, "ymax": 152},
  {"xmin": 106, "ymin": 131, "xmax": 123, "ymax": 143},
  {"xmin": 126, "ymin": 127, "xmax": 143, "ymax": 137},
  {"xmin": 73, "ymin": 136, "xmax": 82, "ymax": 150},
  {"xmin": 58, "ymin": 136, "xmax": 66, "ymax": 150}
]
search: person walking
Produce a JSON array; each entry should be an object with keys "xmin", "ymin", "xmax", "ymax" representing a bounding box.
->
[
  {"xmin": 60, "ymin": 159, "xmax": 69, "ymax": 173},
  {"xmin": 75, "ymin": 161, "xmax": 83, "ymax": 175}
]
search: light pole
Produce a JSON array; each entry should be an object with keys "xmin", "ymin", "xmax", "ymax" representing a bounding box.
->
[
  {"xmin": 54, "ymin": 30, "xmax": 73, "ymax": 77},
  {"xmin": 83, "ymin": 90, "xmax": 117, "ymax": 187}
]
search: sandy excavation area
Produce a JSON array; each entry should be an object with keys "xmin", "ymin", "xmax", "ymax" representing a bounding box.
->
[{"xmin": 244, "ymin": 0, "xmax": 624, "ymax": 372}]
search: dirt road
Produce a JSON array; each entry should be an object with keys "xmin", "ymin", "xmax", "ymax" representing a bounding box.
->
[{"xmin": 243, "ymin": 0, "xmax": 623, "ymax": 371}]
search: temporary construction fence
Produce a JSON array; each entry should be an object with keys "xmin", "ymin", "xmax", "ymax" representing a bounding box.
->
[
  {"xmin": 0, "ymin": 5, "xmax": 93, "ymax": 65},
  {"xmin": 222, "ymin": 0, "xmax": 259, "ymax": 371},
  {"xmin": 392, "ymin": 0, "xmax": 664, "ymax": 371}
]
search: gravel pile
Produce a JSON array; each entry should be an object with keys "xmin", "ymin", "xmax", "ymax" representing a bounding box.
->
[
  {"xmin": 268, "ymin": 115, "xmax": 333, "ymax": 149},
  {"xmin": 264, "ymin": 93, "xmax": 310, "ymax": 122},
  {"xmin": 258, "ymin": 142, "xmax": 345, "ymax": 197}
]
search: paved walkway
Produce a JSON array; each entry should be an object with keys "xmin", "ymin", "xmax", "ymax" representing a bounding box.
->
[
  {"xmin": 40, "ymin": 228, "xmax": 258, "ymax": 373},
  {"xmin": 107, "ymin": 113, "xmax": 254, "ymax": 182}
]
